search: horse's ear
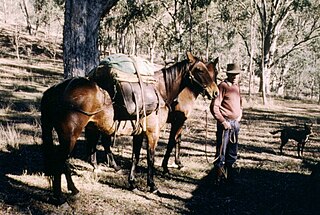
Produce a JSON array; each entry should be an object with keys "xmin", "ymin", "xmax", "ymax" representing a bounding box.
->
[
  {"xmin": 186, "ymin": 52, "xmax": 196, "ymax": 64},
  {"xmin": 206, "ymin": 61, "xmax": 214, "ymax": 73},
  {"xmin": 213, "ymin": 57, "xmax": 219, "ymax": 65}
]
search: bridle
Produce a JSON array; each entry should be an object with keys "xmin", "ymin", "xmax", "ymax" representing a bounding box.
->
[{"xmin": 187, "ymin": 60, "xmax": 213, "ymax": 99}]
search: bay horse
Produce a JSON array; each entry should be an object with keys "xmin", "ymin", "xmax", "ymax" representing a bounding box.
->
[
  {"xmin": 161, "ymin": 57, "xmax": 219, "ymax": 173},
  {"xmin": 41, "ymin": 52, "xmax": 219, "ymax": 204},
  {"xmin": 87, "ymin": 57, "xmax": 220, "ymax": 174}
]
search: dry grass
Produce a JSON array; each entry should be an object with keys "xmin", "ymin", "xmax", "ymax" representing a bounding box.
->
[
  {"xmin": 0, "ymin": 123, "xmax": 21, "ymax": 151},
  {"xmin": 0, "ymin": 28, "xmax": 319, "ymax": 214}
]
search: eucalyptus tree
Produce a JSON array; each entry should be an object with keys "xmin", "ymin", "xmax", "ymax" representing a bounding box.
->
[
  {"xmin": 100, "ymin": 0, "xmax": 160, "ymax": 60},
  {"xmin": 33, "ymin": 0, "xmax": 64, "ymax": 35},
  {"xmin": 255, "ymin": 0, "xmax": 320, "ymax": 103},
  {"xmin": 215, "ymin": 0, "xmax": 320, "ymax": 104},
  {"xmin": 63, "ymin": 0, "xmax": 118, "ymax": 78}
]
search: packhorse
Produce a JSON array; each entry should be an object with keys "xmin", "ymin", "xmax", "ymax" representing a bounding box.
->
[
  {"xmin": 87, "ymin": 57, "xmax": 220, "ymax": 174},
  {"xmin": 40, "ymin": 52, "xmax": 219, "ymax": 204}
]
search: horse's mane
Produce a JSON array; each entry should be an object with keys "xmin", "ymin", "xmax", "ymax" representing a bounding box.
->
[{"xmin": 162, "ymin": 59, "xmax": 189, "ymax": 98}]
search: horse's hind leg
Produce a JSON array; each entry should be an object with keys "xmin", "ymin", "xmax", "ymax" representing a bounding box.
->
[
  {"xmin": 54, "ymin": 119, "xmax": 86, "ymax": 200},
  {"xmin": 85, "ymin": 125, "xmax": 101, "ymax": 169},
  {"xmin": 64, "ymin": 161, "xmax": 79, "ymax": 195},
  {"xmin": 52, "ymin": 173, "xmax": 65, "ymax": 205},
  {"xmin": 146, "ymin": 133, "xmax": 159, "ymax": 193},
  {"xmin": 129, "ymin": 134, "xmax": 143, "ymax": 190},
  {"xmin": 101, "ymin": 133, "xmax": 120, "ymax": 171}
]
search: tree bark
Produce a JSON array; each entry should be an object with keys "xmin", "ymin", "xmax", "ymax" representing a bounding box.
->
[
  {"xmin": 248, "ymin": 0, "xmax": 256, "ymax": 97},
  {"xmin": 63, "ymin": 0, "xmax": 118, "ymax": 78}
]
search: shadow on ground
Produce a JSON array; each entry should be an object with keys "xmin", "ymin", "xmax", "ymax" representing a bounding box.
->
[{"xmin": 185, "ymin": 161, "xmax": 320, "ymax": 215}]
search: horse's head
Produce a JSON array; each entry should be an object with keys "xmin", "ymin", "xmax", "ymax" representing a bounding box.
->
[{"xmin": 186, "ymin": 52, "xmax": 219, "ymax": 99}]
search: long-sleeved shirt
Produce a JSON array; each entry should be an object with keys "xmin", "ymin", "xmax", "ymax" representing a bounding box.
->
[{"xmin": 210, "ymin": 80, "xmax": 242, "ymax": 123}]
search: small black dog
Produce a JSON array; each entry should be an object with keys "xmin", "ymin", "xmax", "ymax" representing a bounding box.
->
[{"xmin": 270, "ymin": 123, "xmax": 312, "ymax": 158}]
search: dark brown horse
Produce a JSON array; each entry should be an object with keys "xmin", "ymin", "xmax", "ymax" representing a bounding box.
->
[
  {"xmin": 41, "ymin": 52, "xmax": 219, "ymax": 204},
  {"xmin": 87, "ymin": 57, "xmax": 220, "ymax": 174}
]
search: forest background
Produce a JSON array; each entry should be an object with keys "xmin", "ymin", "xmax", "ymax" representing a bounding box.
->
[{"xmin": 1, "ymin": 0, "xmax": 320, "ymax": 104}]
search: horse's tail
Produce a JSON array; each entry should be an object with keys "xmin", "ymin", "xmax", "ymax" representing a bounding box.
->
[
  {"xmin": 41, "ymin": 87, "xmax": 57, "ymax": 176},
  {"xmin": 270, "ymin": 130, "xmax": 282, "ymax": 135}
]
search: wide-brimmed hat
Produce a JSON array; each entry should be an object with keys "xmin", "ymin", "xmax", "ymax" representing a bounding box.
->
[{"xmin": 226, "ymin": 63, "xmax": 241, "ymax": 74}]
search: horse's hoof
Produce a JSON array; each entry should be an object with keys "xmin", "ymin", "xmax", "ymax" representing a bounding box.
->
[
  {"xmin": 51, "ymin": 196, "xmax": 67, "ymax": 206},
  {"xmin": 176, "ymin": 162, "xmax": 184, "ymax": 169},
  {"xmin": 162, "ymin": 166, "xmax": 169, "ymax": 175},
  {"xmin": 92, "ymin": 164, "xmax": 99, "ymax": 170},
  {"xmin": 129, "ymin": 183, "xmax": 136, "ymax": 191},
  {"xmin": 71, "ymin": 188, "xmax": 80, "ymax": 196},
  {"xmin": 113, "ymin": 165, "xmax": 121, "ymax": 172},
  {"xmin": 167, "ymin": 163, "xmax": 179, "ymax": 168},
  {"xmin": 149, "ymin": 186, "xmax": 158, "ymax": 194},
  {"xmin": 116, "ymin": 169, "xmax": 126, "ymax": 175},
  {"xmin": 68, "ymin": 192, "xmax": 80, "ymax": 204},
  {"xmin": 93, "ymin": 167, "xmax": 103, "ymax": 173},
  {"xmin": 58, "ymin": 202, "xmax": 72, "ymax": 210}
]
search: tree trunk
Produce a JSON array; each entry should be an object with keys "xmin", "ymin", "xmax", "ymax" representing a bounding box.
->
[
  {"xmin": 3, "ymin": 0, "xmax": 7, "ymax": 23},
  {"xmin": 248, "ymin": 0, "xmax": 256, "ymax": 97},
  {"xmin": 277, "ymin": 64, "xmax": 289, "ymax": 96},
  {"xmin": 205, "ymin": 7, "xmax": 209, "ymax": 61},
  {"xmin": 318, "ymin": 74, "xmax": 320, "ymax": 104},
  {"xmin": 63, "ymin": 0, "xmax": 118, "ymax": 78},
  {"xmin": 186, "ymin": 0, "xmax": 192, "ymax": 52},
  {"xmin": 20, "ymin": 0, "xmax": 32, "ymax": 35},
  {"xmin": 261, "ymin": 26, "xmax": 267, "ymax": 105}
]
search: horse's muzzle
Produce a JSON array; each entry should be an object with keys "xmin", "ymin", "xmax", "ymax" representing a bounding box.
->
[{"xmin": 203, "ymin": 86, "xmax": 219, "ymax": 99}]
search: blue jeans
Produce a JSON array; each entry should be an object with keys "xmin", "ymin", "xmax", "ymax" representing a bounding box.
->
[{"xmin": 214, "ymin": 120, "xmax": 240, "ymax": 168}]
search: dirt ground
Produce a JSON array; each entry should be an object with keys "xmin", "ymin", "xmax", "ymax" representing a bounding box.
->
[{"xmin": 0, "ymin": 27, "xmax": 319, "ymax": 215}]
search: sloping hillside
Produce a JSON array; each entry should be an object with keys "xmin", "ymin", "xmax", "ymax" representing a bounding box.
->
[{"xmin": 0, "ymin": 24, "xmax": 319, "ymax": 214}]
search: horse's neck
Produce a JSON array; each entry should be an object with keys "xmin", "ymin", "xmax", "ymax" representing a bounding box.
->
[
  {"xmin": 177, "ymin": 87, "xmax": 198, "ymax": 103},
  {"xmin": 155, "ymin": 66, "xmax": 186, "ymax": 105}
]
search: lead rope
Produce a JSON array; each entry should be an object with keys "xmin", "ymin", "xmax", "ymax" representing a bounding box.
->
[
  {"xmin": 204, "ymin": 107, "xmax": 227, "ymax": 178},
  {"xmin": 205, "ymin": 108, "xmax": 219, "ymax": 164},
  {"xmin": 205, "ymin": 109, "xmax": 210, "ymax": 163}
]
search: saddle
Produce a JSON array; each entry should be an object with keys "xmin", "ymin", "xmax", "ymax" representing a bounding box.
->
[{"xmin": 88, "ymin": 54, "xmax": 164, "ymax": 123}]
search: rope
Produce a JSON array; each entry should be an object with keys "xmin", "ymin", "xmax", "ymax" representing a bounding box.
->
[
  {"xmin": 204, "ymin": 108, "xmax": 220, "ymax": 164},
  {"xmin": 205, "ymin": 109, "xmax": 210, "ymax": 163}
]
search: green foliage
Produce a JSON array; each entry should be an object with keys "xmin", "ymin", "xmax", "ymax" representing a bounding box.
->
[
  {"xmin": 292, "ymin": 0, "xmax": 312, "ymax": 12},
  {"xmin": 9, "ymin": 0, "xmax": 318, "ymax": 100}
]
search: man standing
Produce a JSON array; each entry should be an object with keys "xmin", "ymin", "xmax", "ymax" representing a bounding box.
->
[{"xmin": 210, "ymin": 63, "xmax": 242, "ymax": 185}]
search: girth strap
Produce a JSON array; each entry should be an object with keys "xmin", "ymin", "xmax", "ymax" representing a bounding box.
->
[{"xmin": 130, "ymin": 56, "xmax": 147, "ymax": 131}]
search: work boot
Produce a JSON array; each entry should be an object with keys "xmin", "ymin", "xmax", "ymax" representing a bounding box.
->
[
  {"xmin": 226, "ymin": 163, "xmax": 239, "ymax": 184},
  {"xmin": 213, "ymin": 166, "xmax": 226, "ymax": 186}
]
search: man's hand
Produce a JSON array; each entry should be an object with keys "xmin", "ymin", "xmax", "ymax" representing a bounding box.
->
[{"xmin": 222, "ymin": 121, "xmax": 231, "ymax": 130}]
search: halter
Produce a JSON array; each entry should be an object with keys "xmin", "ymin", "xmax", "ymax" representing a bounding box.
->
[{"xmin": 187, "ymin": 60, "xmax": 212, "ymax": 99}]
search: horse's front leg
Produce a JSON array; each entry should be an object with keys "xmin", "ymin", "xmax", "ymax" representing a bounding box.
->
[
  {"xmin": 129, "ymin": 134, "xmax": 143, "ymax": 190},
  {"xmin": 101, "ymin": 133, "xmax": 120, "ymax": 171},
  {"xmin": 162, "ymin": 119, "xmax": 185, "ymax": 174},
  {"xmin": 174, "ymin": 133, "xmax": 183, "ymax": 168}
]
